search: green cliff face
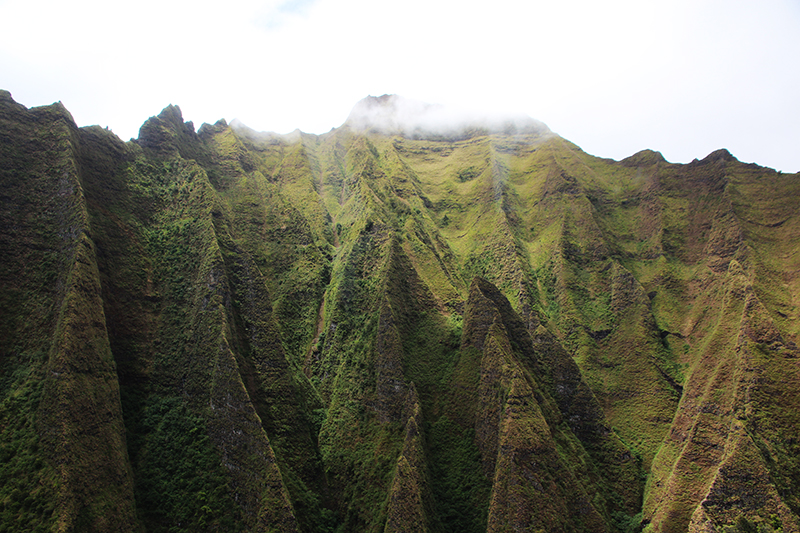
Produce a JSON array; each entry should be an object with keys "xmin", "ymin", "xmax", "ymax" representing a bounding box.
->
[{"xmin": 1, "ymin": 91, "xmax": 799, "ymax": 533}]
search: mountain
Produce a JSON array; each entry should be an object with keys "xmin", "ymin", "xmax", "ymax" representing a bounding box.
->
[{"xmin": 1, "ymin": 90, "xmax": 799, "ymax": 533}]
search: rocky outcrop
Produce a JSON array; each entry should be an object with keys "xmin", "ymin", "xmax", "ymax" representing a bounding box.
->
[{"xmin": 463, "ymin": 277, "xmax": 637, "ymax": 532}]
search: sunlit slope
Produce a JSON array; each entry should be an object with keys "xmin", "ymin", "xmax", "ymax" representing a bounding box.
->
[{"xmin": 1, "ymin": 91, "xmax": 799, "ymax": 533}]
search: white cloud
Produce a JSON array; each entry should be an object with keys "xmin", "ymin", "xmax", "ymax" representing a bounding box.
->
[{"xmin": 1, "ymin": 0, "xmax": 798, "ymax": 170}]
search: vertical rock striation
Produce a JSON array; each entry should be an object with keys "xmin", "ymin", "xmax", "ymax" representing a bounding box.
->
[{"xmin": 2, "ymin": 92, "xmax": 800, "ymax": 532}]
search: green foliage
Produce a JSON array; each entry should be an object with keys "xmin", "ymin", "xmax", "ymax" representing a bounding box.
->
[
  {"xmin": 720, "ymin": 515, "xmax": 781, "ymax": 533},
  {"xmin": 128, "ymin": 396, "xmax": 241, "ymax": 532},
  {"xmin": 0, "ymin": 360, "xmax": 56, "ymax": 533},
  {"xmin": 3, "ymin": 93, "xmax": 800, "ymax": 533},
  {"xmin": 456, "ymin": 166, "xmax": 480, "ymax": 182},
  {"xmin": 427, "ymin": 417, "xmax": 490, "ymax": 533},
  {"xmin": 612, "ymin": 511, "xmax": 643, "ymax": 533}
]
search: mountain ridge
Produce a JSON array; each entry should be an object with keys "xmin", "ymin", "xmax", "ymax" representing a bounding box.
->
[{"xmin": 1, "ymin": 91, "xmax": 799, "ymax": 533}]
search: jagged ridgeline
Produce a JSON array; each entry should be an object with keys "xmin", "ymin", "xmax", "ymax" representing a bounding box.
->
[{"xmin": 1, "ymin": 90, "xmax": 799, "ymax": 533}]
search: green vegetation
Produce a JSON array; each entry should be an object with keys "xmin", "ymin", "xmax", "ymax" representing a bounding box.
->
[
  {"xmin": 0, "ymin": 364, "xmax": 56, "ymax": 533},
  {"xmin": 1, "ymin": 92, "xmax": 800, "ymax": 532},
  {"xmin": 129, "ymin": 396, "xmax": 241, "ymax": 532},
  {"xmin": 427, "ymin": 418, "xmax": 489, "ymax": 532}
]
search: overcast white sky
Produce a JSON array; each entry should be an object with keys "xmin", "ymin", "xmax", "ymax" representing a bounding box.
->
[{"xmin": 1, "ymin": 0, "xmax": 798, "ymax": 171}]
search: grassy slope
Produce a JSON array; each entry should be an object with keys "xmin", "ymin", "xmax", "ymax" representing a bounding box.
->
[{"xmin": 2, "ymin": 93, "xmax": 800, "ymax": 532}]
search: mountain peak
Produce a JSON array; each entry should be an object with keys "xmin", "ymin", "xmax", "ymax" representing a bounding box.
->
[
  {"xmin": 136, "ymin": 104, "xmax": 197, "ymax": 153},
  {"xmin": 345, "ymin": 94, "xmax": 433, "ymax": 133},
  {"xmin": 620, "ymin": 149, "xmax": 666, "ymax": 167}
]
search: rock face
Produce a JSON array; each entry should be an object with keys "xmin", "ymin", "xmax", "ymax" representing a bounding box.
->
[{"xmin": 1, "ymin": 90, "xmax": 800, "ymax": 533}]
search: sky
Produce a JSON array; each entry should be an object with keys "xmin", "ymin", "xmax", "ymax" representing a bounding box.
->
[{"xmin": 1, "ymin": 0, "xmax": 799, "ymax": 172}]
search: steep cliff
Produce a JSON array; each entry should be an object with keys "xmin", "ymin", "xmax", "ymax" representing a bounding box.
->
[{"xmin": 1, "ymin": 91, "xmax": 799, "ymax": 533}]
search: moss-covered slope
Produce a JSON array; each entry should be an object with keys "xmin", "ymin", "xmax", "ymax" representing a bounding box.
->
[{"xmin": 2, "ymin": 91, "xmax": 799, "ymax": 533}]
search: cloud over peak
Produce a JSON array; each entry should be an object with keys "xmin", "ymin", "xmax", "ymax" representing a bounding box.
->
[{"xmin": 345, "ymin": 94, "xmax": 549, "ymax": 139}]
